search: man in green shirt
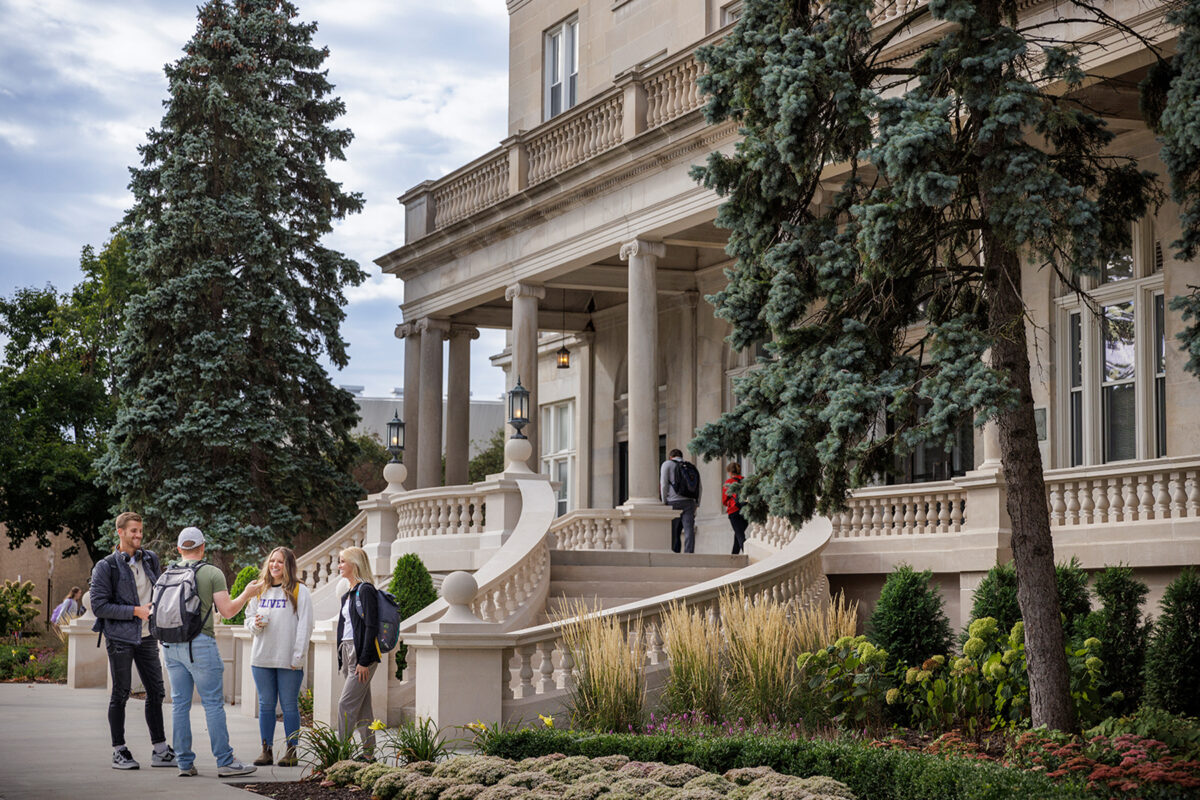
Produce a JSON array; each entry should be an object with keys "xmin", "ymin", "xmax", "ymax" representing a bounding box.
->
[{"xmin": 161, "ymin": 526, "xmax": 262, "ymax": 777}]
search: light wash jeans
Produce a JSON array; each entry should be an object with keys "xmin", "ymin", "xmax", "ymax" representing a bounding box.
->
[
  {"xmin": 162, "ymin": 634, "xmax": 232, "ymax": 769},
  {"xmin": 252, "ymin": 665, "xmax": 304, "ymax": 747}
]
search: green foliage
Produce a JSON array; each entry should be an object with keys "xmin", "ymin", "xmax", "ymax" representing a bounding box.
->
[
  {"xmin": 349, "ymin": 433, "xmax": 391, "ymax": 498},
  {"xmin": 1088, "ymin": 707, "xmax": 1200, "ymax": 762},
  {"xmin": 298, "ymin": 723, "xmax": 363, "ymax": 770},
  {"xmin": 1080, "ymin": 565, "xmax": 1151, "ymax": 714},
  {"xmin": 468, "ymin": 428, "xmax": 506, "ymax": 483},
  {"xmin": 967, "ymin": 560, "xmax": 1091, "ymax": 638},
  {"xmin": 0, "ymin": 234, "xmax": 135, "ymax": 563},
  {"xmin": 226, "ymin": 565, "xmax": 260, "ymax": 625},
  {"xmin": 867, "ymin": 564, "xmax": 952, "ymax": 669},
  {"xmin": 480, "ymin": 729, "xmax": 1081, "ymax": 800},
  {"xmin": 376, "ymin": 717, "xmax": 456, "ymax": 765},
  {"xmin": 98, "ymin": 0, "xmax": 367, "ymax": 565},
  {"xmin": 388, "ymin": 553, "xmax": 437, "ymax": 679},
  {"xmin": 1145, "ymin": 567, "xmax": 1200, "ymax": 716},
  {"xmin": 0, "ymin": 580, "xmax": 42, "ymax": 637},
  {"xmin": 796, "ymin": 636, "xmax": 894, "ymax": 731},
  {"xmin": 0, "ymin": 644, "xmax": 67, "ymax": 682}
]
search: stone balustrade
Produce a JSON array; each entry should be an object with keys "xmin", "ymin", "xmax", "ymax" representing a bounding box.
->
[
  {"xmin": 393, "ymin": 484, "xmax": 487, "ymax": 539},
  {"xmin": 747, "ymin": 515, "xmax": 804, "ymax": 549},
  {"xmin": 526, "ymin": 93, "xmax": 623, "ymax": 186},
  {"xmin": 432, "ymin": 152, "xmax": 510, "ymax": 229},
  {"xmin": 1045, "ymin": 456, "xmax": 1200, "ymax": 527},
  {"xmin": 871, "ymin": 0, "xmax": 929, "ymax": 23},
  {"xmin": 831, "ymin": 481, "xmax": 966, "ymax": 538},
  {"xmin": 295, "ymin": 510, "xmax": 366, "ymax": 591},
  {"xmin": 644, "ymin": 54, "xmax": 705, "ymax": 128},
  {"xmin": 549, "ymin": 508, "xmax": 626, "ymax": 550}
]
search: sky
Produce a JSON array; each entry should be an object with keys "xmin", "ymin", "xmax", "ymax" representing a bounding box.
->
[{"xmin": 0, "ymin": 0, "xmax": 513, "ymax": 408}]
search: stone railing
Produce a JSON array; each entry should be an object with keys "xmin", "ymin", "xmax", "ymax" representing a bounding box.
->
[
  {"xmin": 549, "ymin": 508, "xmax": 626, "ymax": 550},
  {"xmin": 746, "ymin": 515, "xmax": 805, "ymax": 550},
  {"xmin": 830, "ymin": 481, "xmax": 966, "ymax": 538},
  {"xmin": 527, "ymin": 93, "xmax": 624, "ymax": 186},
  {"xmin": 644, "ymin": 54, "xmax": 706, "ymax": 128},
  {"xmin": 870, "ymin": 0, "xmax": 929, "ymax": 24},
  {"xmin": 394, "ymin": 484, "xmax": 487, "ymax": 539},
  {"xmin": 497, "ymin": 517, "xmax": 831, "ymax": 720},
  {"xmin": 296, "ymin": 510, "xmax": 367, "ymax": 591},
  {"xmin": 1045, "ymin": 456, "xmax": 1200, "ymax": 527},
  {"xmin": 432, "ymin": 151, "xmax": 510, "ymax": 229}
]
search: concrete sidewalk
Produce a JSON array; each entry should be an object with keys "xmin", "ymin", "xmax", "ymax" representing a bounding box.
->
[{"xmin": 0, "ymin": 683, "xmax": 307, "ymax": 799}]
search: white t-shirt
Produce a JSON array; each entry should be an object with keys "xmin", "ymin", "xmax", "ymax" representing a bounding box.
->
[
  {"xmin": 243, "ymin": 584, "xmax": 314, "ymax": 669},
  {"xmin": 340, "ymin": 593, "xmax": 355, "ymax": 642}
]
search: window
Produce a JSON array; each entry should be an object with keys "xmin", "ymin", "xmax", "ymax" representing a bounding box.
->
[
  {"xmin": 542, "ymin": 401, "xmax": 575, "ymax": 516},
  {"xmin": 886, "ymin": 400, "xmax": 975, "ymax": 485},
  {"xmin": 721, "ymin": 1, "xmax": 743, "ymax": 26},
  {"xmin": 544, "ymin": 17, "xmax": 579, "ymax": 121},
  {"xmin": 1057, "ymin": 226, "xmax": 1166, "ymax": 466}
]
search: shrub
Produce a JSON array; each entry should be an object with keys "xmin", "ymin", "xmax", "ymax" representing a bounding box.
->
[
  {"xmin": 1080, "ymin": 565, "xmax": 1151, "ymax": 714},
  {"xmin": 868, "ymin": 565, "xmax": 952, "ymax": 669},
  {"xmin": 479, "ymin": 729, "xmax": 1081, "ymax": 800},
  {"xmin": 660, "ymin": 599, "xmax": 724, "ymax": 721},
  {"xmin": 796, "ymin": 636, "xmax": 893, "ymax": 731},
  {"xmin": 1087, "ymin": 706, "xmax": 1200, "ymax": 762},
  {"xmin": 967, "ymin": 559, "xmax": 1092, "ymax": 639},
  {"xmin": 0, "ymin": 579, "xmax": 42, "ymax": 637},
  {"xmin": 558, "ymin": 599, "xmax": 645, "ymax": 731},
  {"xmin": 226, "ymin": 566, "xmax": 259, "ymax": 625},
  {"xmin": 1056, "ymin": 557, "xmax": 1092, "ymax": 637},
  {"xmin": 389, "ymin": 553, "xmax": 438, "ymax": 679},
  {"xmin": 794, "ymin": 591, "xmax": 858, "ymax": 653},
  {"xmin": 1145, "ymin": 567, "xmax": 1200, "ymax": 716}
]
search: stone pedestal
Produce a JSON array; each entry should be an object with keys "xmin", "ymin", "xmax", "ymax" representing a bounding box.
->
[
  {"xmin": 617, "ymin": 502, "xmax": 681, "ymax": 551},
  {"xmin": 359, "ymin": 494, "xmax": 399, "ymax": 578}
]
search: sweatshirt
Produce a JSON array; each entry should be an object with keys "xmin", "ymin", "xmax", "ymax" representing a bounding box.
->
[{"xmin": 244, "ymin": 583, "xmax": 315, "ymax": 670}]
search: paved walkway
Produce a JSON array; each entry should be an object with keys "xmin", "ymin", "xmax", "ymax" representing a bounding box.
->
[{"xmin": 0, "ymin": 683, "xmax": 305, "ymax": 799}]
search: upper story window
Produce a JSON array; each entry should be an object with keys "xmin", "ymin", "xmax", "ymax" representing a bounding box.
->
[
  {"xmin": 542, "ymin": 400, "xmax": 575, "ymax": 516},
  {"xmin": 1058, "ymin": 222, "xmax": 1166, "ymax": 467},
  {"xmin": 544, "ymin": 16, "xmax": 579, "ymax": 121},
  {"xmin": 721, "ymin": 1, "xmax": 744, "ymax": 26}
]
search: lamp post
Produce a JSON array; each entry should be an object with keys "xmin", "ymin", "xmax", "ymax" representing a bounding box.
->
[
  {"xmin": 504, "ymin": 377, "xmax": 534, "ymax": 472},
  {"xmin": 383, "ymin": 410, "xmax": 407, "ymax": 492}
]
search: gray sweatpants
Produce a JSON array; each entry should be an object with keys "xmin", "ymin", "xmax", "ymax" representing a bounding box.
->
[{"xmin": 337, "ymin": 641, "xmax": 378, "ymax": 753}]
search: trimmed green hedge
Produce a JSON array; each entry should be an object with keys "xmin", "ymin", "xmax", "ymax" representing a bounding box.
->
[{"xmin": 481, "ymin": 729, "xmax": 1083, "ymax": 800}]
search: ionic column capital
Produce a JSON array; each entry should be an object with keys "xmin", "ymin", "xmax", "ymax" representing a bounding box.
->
[
  {"xmin": 416, "ymin": 318, "xmax": 452, "ymax": 337},
  {"xmin": 449, "ymin": 323, "xmax": 481, "ymax": 341},
  {"xmin": 394, "ymin": 322, "xmax": 417, "ymax": 339},
  {"xmin": 619, "ymin": 238, "xmax": 665, "ymax": 262},
  {"xmin": 505, "ymin": 282, "xmax": 546, "ymax": 302}
]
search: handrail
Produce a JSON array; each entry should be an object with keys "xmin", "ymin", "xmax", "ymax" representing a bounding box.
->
[{"xmin": 296, "ymin": 510, "xmax": 367, "ymax": 591}]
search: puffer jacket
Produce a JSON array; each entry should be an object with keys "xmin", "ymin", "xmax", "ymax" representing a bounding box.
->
[{"xmin": 90, "ymin": 549, "xmax": 161, "ymax": 645}]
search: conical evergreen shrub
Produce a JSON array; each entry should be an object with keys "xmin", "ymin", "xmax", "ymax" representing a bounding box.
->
[
  {"xmin": 1080, "ymin": 565, "xmax": 1151, "ymax": 714},
  {"xmin": 867, "ymin": 564, "xmax": 952, "ymax": 669},
  {"xmin": 1144, "ymin": 567, "xmax": 1200, "ymax": 716},
  {"xmin": 388, "ymin": 553, "xmax": 437, "ymax": 679}
]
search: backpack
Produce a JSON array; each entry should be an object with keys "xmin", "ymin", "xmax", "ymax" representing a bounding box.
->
[
  {"xmin": 671, "ymin": 460, "xmax": 701, "ymax": 500},
  {"xmin": 354, "ymin": 586, "xmax": 402, "ymax": 657},
  {"xmin": 149, "ymin": 561, "xmax": 211, "ymax": 651}
]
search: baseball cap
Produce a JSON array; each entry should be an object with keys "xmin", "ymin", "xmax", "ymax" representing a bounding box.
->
[{"xmin": 177, "ymin": 527, "xmax": 206, "ymax": 549}]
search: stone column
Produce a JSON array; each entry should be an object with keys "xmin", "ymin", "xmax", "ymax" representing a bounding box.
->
[
  {"xmin": 576, "ymin": 332, "xmax": 594, "ymax": 509},
  {"xmin": 417, "ymin": 318, "xmax": 450, "ymax": 488},
  {"xmin": 506, "ymin": 282, "xmax": 545, "ymax": 467},
  {"xmin": 446, "ymin": 324, "xmax": 479, "ymax": 485},
  {"xmin": 621, "ymin": 238, "xmax": 665, "ymax": 504},
  {"xmin": 397, "ymin": 323, "xmax": 421, "ymax": 490},
  {"xmin": 617, "ymin": 239, "xmax": 678, "ymax": 550},
  {"xmin": 679, "ymin": 291, "xmax": 699, "ymax": 454}
]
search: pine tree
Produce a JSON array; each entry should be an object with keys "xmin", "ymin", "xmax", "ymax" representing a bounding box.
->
[
  {"xmin": 690, "ymin": 0, "xmax": 1164, "ymax": 730},
  {"xmin": 99, "ymin": 0, "xmax": 366, "ymax": 566}
]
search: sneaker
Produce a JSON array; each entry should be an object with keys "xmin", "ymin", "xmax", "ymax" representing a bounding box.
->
[
  {"xmin": 151, "ymin": 746, "xmax": 177, "ymax": 767},
  {"xmin": 112, "ymin": 748, "xmax": 140, "ymax": 770},
  {"xmin": 178, "ymin": 766, "xmax": 198, "ymax": 777},
  {"xmin": 217, "ymin": 760, "xmax": 257, "ymax": 778}
]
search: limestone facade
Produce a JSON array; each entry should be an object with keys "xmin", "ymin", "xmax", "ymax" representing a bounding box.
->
[{"xmin": 376, "ymin": 0, "xmax": 1200, "ymax": 628}]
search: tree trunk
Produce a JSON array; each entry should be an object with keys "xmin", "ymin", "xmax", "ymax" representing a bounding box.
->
[{"xmin": 984, "ymin": 234, "xmax": 1075, "ymax": 732}]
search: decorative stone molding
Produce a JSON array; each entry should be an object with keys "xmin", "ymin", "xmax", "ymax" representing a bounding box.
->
[
  {"xmin": 449, "ymin": 323, "xmax": 481, "ymax": 340},
  {"xmin": 416, "ymin": 317, "xmax": 452, "ymax": 336},
  {"xmin": 505, "ymin": 282, "xmax": 546, "ymax": 302},
  {"xmin": 619, "ymin": 239, "xmax": 666, "ymax": 261},
  {"xmin": 394, "ymin": 322, "xmax": 417, "ymax": 339}
]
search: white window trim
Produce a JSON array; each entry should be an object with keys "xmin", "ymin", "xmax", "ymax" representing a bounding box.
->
[
  {"xmin": 543, "ymin": 16, "xmax": 579, "ymax": 122},
  {"xmin": 1054, "ymin": 220, "xmax": 1164, "ymax": 467},
  {"xmin": 541, "ymin": 400, "xmax": 576, "ymax": 515}
]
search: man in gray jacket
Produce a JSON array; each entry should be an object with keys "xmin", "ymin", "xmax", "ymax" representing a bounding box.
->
[
  {"xmin": 660, "ymin": 449, "xmax": 702, "ymax": 553},
  {"xmin": 90, "ymin": 511, "xmax": 174, "ymax": 770}
]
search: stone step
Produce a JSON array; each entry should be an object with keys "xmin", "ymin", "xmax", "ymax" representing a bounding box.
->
[
  {"xmin": 548, "ymin": 578, "xmax": 705, "ymax": 599},
  {"xmin": 549, "ymin": 564, "xmax": 735, "ymax": 584},
  {"xmin": 549, "ymin": 550, "xmax": 749, "ymax": 569},
  {"xmin": 543, "ymin": 596, "xmax": 645, "ymax": 618}
]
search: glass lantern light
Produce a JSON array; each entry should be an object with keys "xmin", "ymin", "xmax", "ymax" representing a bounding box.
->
[
  {"xmin": 386, "ymin": 411, "xmax": 405, "ymax": 463},
  {"xmin": 508, "ymin": 377, "xmax": 530, "ymax": 439}
]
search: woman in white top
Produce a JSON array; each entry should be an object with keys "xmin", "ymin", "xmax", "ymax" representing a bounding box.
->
[{"xmin": 244, "ymin": 547, "xmax": 313, "ymax": 767}]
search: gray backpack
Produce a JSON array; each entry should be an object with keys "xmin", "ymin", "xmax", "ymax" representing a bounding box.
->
[{"xmin": 150, "ymin": 561, "xmax": 211, "ymax": 654}]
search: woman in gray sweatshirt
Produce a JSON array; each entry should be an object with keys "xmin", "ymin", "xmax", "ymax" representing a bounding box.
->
[{"xmin": 244, "ymin": 546, "xmax": 314, "ymax": 767}]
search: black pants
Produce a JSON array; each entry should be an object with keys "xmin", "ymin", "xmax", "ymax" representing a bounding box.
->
[
  {"xmin": 729, "ymin": 512, "xmax": 748, "ymax": 555},
  {"xmin": 107, "ymin": 635, "xmax": 166, "ymax": 747}
]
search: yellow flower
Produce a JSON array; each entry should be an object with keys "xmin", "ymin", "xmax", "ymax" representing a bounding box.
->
[
  {"xmin": 29, "ymin": 654, "xmax": 36, "ymax": 661},
  {"xmin": 368, "ymin": 719, "xmax": 386, "ymax": 731},
  {"xmin": 466, "ymin": 720, "xmax": 487, "ymax": 732},
  {"xmin": 885, "ymin": 688, "xmax": 901, "ymax": 705},
  {"xmin": 538, "ymin": 714, "xmax": 555, "ymax": 729}
]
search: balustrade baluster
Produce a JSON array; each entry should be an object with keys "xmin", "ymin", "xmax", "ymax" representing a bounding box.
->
[
  {"xmin": 913, "ymin": 496, "xmax": 927, "ymax": 534},
  {"xmin": 1137, "ymin": 475, "xmax": 1153, "ymax": 520},
  {"xmin": 558, "ymin": 642, "xmax": 575, "ymax": 691},
  {"xmin": 903, "ymin": 498, "xmax": 915, "ymax": 534},
  {"xmin": 1064, "ymin": 483, "xmax": 1079, "ymax": 525},
  {"xmin": 1108, "ymin": 481, "xmax": 1122, "ymax": 522},
  {"xmin": 646, "ymin": 622, "xmax": 664, "ymax": 665},
  {"xmin": 1170, "ymin": 473, "xmax": 1185, "ymax": 516},
  {"xmin": 1123, "ymin": 477, "xmax": 1139, "ymax": 522},
  {"xmin": 1154, "ymin": 475, "xmax": 1170, "ymax": 519},
  {"xmin": 537, "ymin": 641, "xmax": 556, "ymax": 694},
  {"xmin": 1187, "ymin": 472, "xmax": 1199, "ymax": 516},
  {"xmin": 881, "ymin": 501, "xmax": 893, "ymax": 536},
  {"xmin": 1049, "ymin": 485, "xmax": 1064, "ymax": 526},
  {"xmin": 501, "ymin": 647, "xmax": 515, "ymax": 701},
  {"xmin": 869, "ymin": 501, "xmax": 881, "ymax": 536},
  {"xmin": 1078, "ymin": 481, "xmax": 1094, "ymax": 524}
]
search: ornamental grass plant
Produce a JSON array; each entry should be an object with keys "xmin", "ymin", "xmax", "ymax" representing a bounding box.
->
[
  {"xmin": 719, "ymin": 587, "xmax": 801, "ymax": 725},
  {"xmin": 658, "ymin": 599, "xmax": 723, "ymax": 721},
  {"xmin": 556, "ymin": 599, "xmax": 645, "ymax": 732},
  {"xmin": 793, "ymin": 590, "xmax": 858, "ymax": 653}
]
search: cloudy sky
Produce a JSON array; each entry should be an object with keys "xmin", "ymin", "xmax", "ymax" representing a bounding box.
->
[{"xmin": 0, "ymin": 0, "xmax": 512, "ymax": 406}]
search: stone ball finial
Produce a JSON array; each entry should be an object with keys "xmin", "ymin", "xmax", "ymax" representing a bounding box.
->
[
  {"xmin": 441, "ymin": 571, "xmax": 478, "ymax": 608},
  {"xmin": 383, "ymin": 461, "xmax": 407, "ymax": 493},
  {"xmin": 504, "ymin": 436, "xmax": 533, "ymax": 473}
]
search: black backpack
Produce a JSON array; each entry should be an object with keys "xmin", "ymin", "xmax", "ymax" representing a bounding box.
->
[
  {"xmin": 354, "ymin": 586, "xmax": 402, "ymax": 657},
  {"xmin": 150, "ymin": 561, "xmax": 211, "ymax": 653},
  {"xmin": 671, "ymin": 460, "xmax": 702, "ymax": 500}
]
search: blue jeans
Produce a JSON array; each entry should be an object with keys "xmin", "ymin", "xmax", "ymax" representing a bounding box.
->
[
  {"xmin": 162, "ymin": 634, "xmax": 232, "ymax": 769},
  {"xmin": 252, "ymin": 666, "xmax": 304, "ymax": 747}
]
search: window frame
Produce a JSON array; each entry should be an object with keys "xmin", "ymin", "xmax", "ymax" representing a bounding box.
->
[
  {"xmin": 543, "ymin": 15, "xmax": 580, "ymax": 122},
  {"xmin": 541, "ymin": 400, "xmax": 576, "ymax": 516}
]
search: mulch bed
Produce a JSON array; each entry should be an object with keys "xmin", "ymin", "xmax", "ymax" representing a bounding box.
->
[{"xmin": 236, "ymin": 776, "xmax": 363, "ymax": 799}]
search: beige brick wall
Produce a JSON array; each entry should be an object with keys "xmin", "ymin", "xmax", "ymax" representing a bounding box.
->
[{"xmin": 0, "ymin": 524, "xmax": 96, "ymax": 632}]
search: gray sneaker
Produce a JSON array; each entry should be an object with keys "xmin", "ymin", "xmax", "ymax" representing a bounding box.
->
[
  {"xmin": 151, "ymin": 746, "xmax": 176, "ymax": 767},
  {"xmin": 217, "ymin": 760, "xmax": 257, "ymax": 777},
  {"xmin": 112, "ymin": 748, "xmax": 140, "ymax": 770},
  {"xmin": 178, "ymin": 766, "xmax": 198, "ymax": 777}
]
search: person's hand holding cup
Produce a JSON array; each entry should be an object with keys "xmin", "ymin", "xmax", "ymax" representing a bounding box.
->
[{"xmin": 253, "ymin": 612, "xmax": 268, "ymax": 632}]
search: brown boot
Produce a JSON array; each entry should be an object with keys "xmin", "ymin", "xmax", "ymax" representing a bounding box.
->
[
  {"xmin": 253, "ymin": 743, "xmax": 273, "ymax": 766},
  {"xmin": 277, "ymin": 745, "xmax": 299, "ymax": 767}
]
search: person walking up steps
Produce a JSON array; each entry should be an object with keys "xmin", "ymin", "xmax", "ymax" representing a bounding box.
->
[
  {"xmin": 90, "ymin": 511, "xmax": 174, "ymax": 770},
  {"xmin": 723, "ymin": 463, "xmax": 749, "ymax": 556},
  {"xmin": 160, "ymin": 526, "xmax": 262, "ymax": 777},
  {"xmin": 335, "ymin": 546, "xmax": 380, "ymax": 759},
  {"xmin": 245, "ymin": 546, "xmax": 314, "ymax": 768},
  {"xmin": 660, "ymin": 448, "xmax": 702, "ymax": 553}
]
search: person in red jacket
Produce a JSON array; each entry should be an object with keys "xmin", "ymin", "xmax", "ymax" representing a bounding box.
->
[{"xmin": 722, "ymin": 463, "xmax": 749, "ymax": 555}]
